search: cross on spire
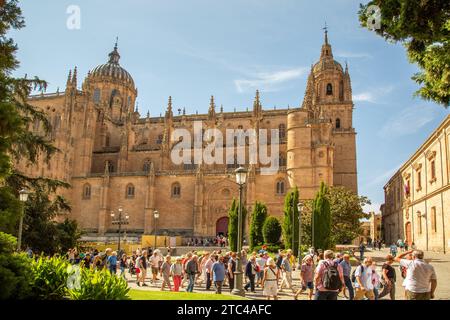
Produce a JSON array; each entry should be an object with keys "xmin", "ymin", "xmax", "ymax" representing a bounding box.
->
[{"xmin": 323, "ymin": 22, "xmax": 329, "ymax": 44}]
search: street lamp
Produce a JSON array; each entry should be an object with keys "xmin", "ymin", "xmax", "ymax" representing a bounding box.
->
[
  {"xmin": 297, "ymin": 201, "xmax": 304, "ymax": 266},
  {"xmin": 232, "ymin": 166, "xmax": 247, "ymax": 297},
  {"xmin": 111, "ymin": 206, "xmax": 129, "ymax": 254},
  {"xmin": 17, "ymin": 189, "xmax": 30, "ymax": 251},
  {"xmin": 290, "ymin": 194, "xmax": 295, "ymax": 252},
  {"xmin": 153, "ymin": 210, "xmax": 159, "ymax": 250}
]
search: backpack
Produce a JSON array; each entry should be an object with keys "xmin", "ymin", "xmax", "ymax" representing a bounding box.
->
[
  {"xmin": 351, "ymin": 264, "xmax": 364, "ymax": 283},
  {"xmin": 322, "ymin": 261, "xmax": 342, "ymax": 290}
]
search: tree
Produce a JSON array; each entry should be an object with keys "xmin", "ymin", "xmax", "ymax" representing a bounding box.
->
[
  {"xmin": 311, "ymin": 182, "xmax": 331, "ymax": 250},
  {"xmin": 282, "ymin": 186, "xmax": 299, "ymax": 253},
  {"xmin": 20, "ymin": 183, "xmax": 75, "ymax": 255},
  {"xmin": 326, "ymin": 186, "xmax": 371, "ymax": 244},
  {"xmin": 359, "ymin": 0, "xmax": 450, "ymax": 107},
  {"xmin": 0, "ymin": 185, "xmax": 22, "ymax": 234},
  {"xmin": 263, "ymin": 216, "xmax": 282, "ymax": 245},
  {"xmin": 227, "ymin": 198, "xmax": 247, "ymax": 252},
  {"xmin": 56, "ymin": 218, "xmax": 82, "ymax": 253},
  {"xmin": 301, "ymin": 186, "xmax": 371, "ymax": 246},
  {"xmin": 249, "ymin": 201, "xmax": 267, "ymax": 250}
]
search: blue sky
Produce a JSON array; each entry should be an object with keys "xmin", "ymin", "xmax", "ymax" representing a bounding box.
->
[{"xmin": 11, "ymin": 0, "xmax": 449, "ymax": 211}]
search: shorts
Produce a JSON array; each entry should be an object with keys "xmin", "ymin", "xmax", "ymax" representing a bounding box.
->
[
  {"xmin": 135, "ymin": 268, "xmax": 141, "ymax": 274},
  {"xmin": 152, "ymin": 267, "xmax": 159, "ymax": 275},
  {"xmin": 302, "ymin": 281, "xmax": 314, "ymax": 290}
]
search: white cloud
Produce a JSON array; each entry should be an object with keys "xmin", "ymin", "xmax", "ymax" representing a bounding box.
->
[
  {"xmin": 353, "ymin": 86, "xmax": 394, "ymax": 104},
  {"xmin": 379, "ymin": 104, "xmax": 440, "ymax": 138},
  {"xmin": 363, "ymin": 203, "xmax": 383, "ymax": 214},
  {"xmin": 234, "ymin": 67, "xmax": 307, "ymax": 93},
  {"xmin": 335, "ymin": 51, "xmax": 373, "ymax": 59}
]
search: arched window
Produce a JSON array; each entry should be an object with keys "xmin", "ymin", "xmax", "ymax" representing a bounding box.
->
[
  {"xmin": 143, "ymin": 159, "xmax": 152, "ymax": 172},
  {"xmin": 83, "ymin": 183, "xmax": 91, "ymax": 199},
  {"xmin": 93, "ymin": 88, "xmax": 101, "ymax": 103},
  {"xmin": 279, "ymin": 154, "xmax": 287, "ymax": 167},
  {"xmin": 126, "ymin": 183, "xmax": 135, "ymax": 198},
  {"xmin": 279, "ymin": 124, "xmax": 286, "ymax": 140},
  {"xmin": 326, "ymin": 83, "xmax": 333, "ymax": 95},
  {"xmin": 276, "ymin": 180, "xmax": 285, "ymax": 195},
  {"xmin": 336, "ymin": 118, "xmax": 341, "ymax": 129},
  {"xmin": 172, "ymin": 183, "xmax": 181, "ymax": 198}
]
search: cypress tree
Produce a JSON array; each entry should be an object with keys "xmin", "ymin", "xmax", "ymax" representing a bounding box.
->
[
  {"xmin": 282, "ymin": 186, "xmax": 299, "ymax": 253},
  {"xmin": 249, "ymin": 201, "xmax": 268, "ymax": 250},
  {"xmin": 312, "ymin": 182, "xmax": 331, "ymax": 250},
  {"xmin": 228, "ymin": 198, "xmax": 247, "ymax": 252}
]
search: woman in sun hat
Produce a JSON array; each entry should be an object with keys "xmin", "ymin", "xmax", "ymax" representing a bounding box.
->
[{"xmin": 262, "ymin": 257, "xmax": 280, "ymax": 300}]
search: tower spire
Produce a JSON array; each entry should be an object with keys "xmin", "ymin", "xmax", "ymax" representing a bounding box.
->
[
  {"xmin": 108, "ymin": 37, "xmax": 121, "ymax": 64},
  {"xmin": 66, "ymin": 69, "xmax": 72, "ymax": 86},
  {"xmin": 72, "ymin": 66, "xmax": 77, "ymax": 87},
  {"xmin": 323, "ymin": 22, "xmax": 328, "ymax": 45}
]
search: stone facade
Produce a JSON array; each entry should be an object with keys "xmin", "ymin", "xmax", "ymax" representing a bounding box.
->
[
  {"xmin": 16, "ymin": 33, "xmax": 357, "ymax": 239},
  {"xmin": 382, "ymin": 115, "xmax": 450, "ymax": 253}
]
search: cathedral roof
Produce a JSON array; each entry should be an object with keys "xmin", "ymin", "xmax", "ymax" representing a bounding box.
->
[{"xmin": 89, "ymin": 41, "xmax": 135, "ymax": 88}]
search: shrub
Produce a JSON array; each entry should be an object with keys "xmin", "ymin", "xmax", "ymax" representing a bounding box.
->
[
  {"xmin": 263, "ymin": 217, "xmax": 282, "ymax": 245},
  {"xmin": 31, "ymin": 255, "xmax": 70, "ymax": 299},
  {"xmin": 0, "ymin": 232, "xmax": 34, "ymax": 299},
  {"xmin": 68, "ymin": 268, "xmax": 130, "ymax": 300},
  {"xmin": 252, "ymin": 244, "xmax": 285, "ymax": 253}
]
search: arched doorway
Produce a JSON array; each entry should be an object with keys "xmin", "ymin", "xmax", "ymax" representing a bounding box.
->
[
  {"xmin": 216, "ymin": 217, "xmax": 229, "ymax": 236},
  {"xmin": 405, "ymin": 222, "xmax": 412, "ymax": 246}
]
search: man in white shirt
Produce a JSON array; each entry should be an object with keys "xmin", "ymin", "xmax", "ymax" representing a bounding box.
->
[
  {"xmin": 395, "ymin": 250, "xmax": 437, "ymax": 300},
  {"xmin": 354, "ymin": 257, "xmax": 375, "ymax": 300},
  {"xmin": 149, "ymin": 251, "xmax": 161, "ymax": 284}
]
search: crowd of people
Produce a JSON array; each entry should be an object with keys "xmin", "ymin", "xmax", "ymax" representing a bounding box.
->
[
  {"xmin": 102, "ymin": 244, "xmax": 436, "ymax": 301},
  {"xmin": 185, "ymin": 235, "xmax": 228, "ymax": 247}
]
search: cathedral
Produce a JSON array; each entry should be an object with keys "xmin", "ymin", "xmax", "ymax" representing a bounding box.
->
[{"xmin": 18, "ymin": 31, "xmax": 357, "ymax": 240}]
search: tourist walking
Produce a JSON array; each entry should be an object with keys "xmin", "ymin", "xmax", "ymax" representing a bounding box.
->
[
  {"xmin": 227, "ymin": 252, "xmax": 237, "ymax": 292},
  {"xmin": 371, "ymin": 262, "xmax": 381, "ymax": 300},
  {"xmin": 181, "ymin": 252, "xmax": 192, "ymax": 289},
  {"xmin": 395, "ymin": 250, "xmax": 437, "ymax": 300},
  {"xmin": 171, "ymin": 257, "xmax": 183, "ymax": 292},
  {"xmin": 119, "ymin": 254, "xmax": 128, "ymax": 279},
  {"xmin": 279, "ymin": 251, "xmax": 295, "ymax": 293},
  {"xmin": 212, "ymin": 255, "xmax": 226, "ymax": 294},
  {"xmin": 204, "ymin": 254, "xmax": 215, "ymax": 291},
  {"xmin": 186, "ymin": 255, "xmax": 199, "ymax": 292},
  {"xmin": 378, "ymin": 254, "xmax": 396, "ymax": 300},
  {"xmin": 160, "ymin": 255, "xmax": 172, "ymax": 291},
  {"xmin": 359, "ymin": 243, "xmax": 366, "ymax": 260},
  {"xmin": 137, "ymin": 250, "xmax": 148, "ymax": 287},
  {"xmin": 389, "ymin": 243, "xmax": 398, "ymax": 257},
  {"xmin": 339, "ymin": 253, "xmax": 354, "ymax": 300},
  {"xmin": 262, "ymin": 258, "xmax": 279, "ymax": 300},
  {"xmin": 294, "ymin": 255, "xmax": 314, "ymax": 300},
  {"xmin": 149, "ymin": 251, "xmax": 161, "ymax": 284},
  {"xmin": 244, "ymin": 255, "xmax": 258, "ymax": 293},
  {"xmin": 256, "ymin": 253, "xmax": 267, "ymax": 287},
  {"xmin": 354, "ymin": 257, "xmax": 375, "ymax": 300},
  {"xmin": 313, "ymin": 250, "xmax": 344, "ymax": 300},
  {"xmin": 107, "ymin": 251, "xmax": 118, "ymax": 275}
]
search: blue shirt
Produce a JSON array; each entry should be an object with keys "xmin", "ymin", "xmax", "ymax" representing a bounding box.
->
[
  {"xmin": 339, "ymin": 260, "xmax": 351, "ymax": 277},
  {"xmin": 212, "ymin": 262, "xmax": 225, "ymax": 282},
  {"xmin": 107, "ymin": 255, "xmax": 117, "ymax": 267}
]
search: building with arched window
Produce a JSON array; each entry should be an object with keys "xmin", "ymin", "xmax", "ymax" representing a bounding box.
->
[
  {"xmin": 382, "ymin": 115, "xmax": 450, "ymax": 253},
  {"xmin": 16, "ymin": 32, "xmax": 358, "ymax": 240}
]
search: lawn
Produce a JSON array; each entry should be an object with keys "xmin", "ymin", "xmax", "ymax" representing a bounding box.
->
[{"xmin": 129, "ymin": 289, "xmax": 249, "ymax": 300}]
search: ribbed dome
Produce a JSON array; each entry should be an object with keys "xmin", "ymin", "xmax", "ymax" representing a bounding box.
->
[
  {"xmin": 90, "ymin": 43, "xmax": 135, "ymax": 87},
  {"xmin": 313, "ymin": 59, "xmax": 343, "ymax": 74}
]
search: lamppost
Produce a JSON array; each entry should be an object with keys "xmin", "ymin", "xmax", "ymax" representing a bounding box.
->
[
  {"xmin": 297, "ymin": 201, "xmax": 304, "ymax": 266},
  {"xmin": 111, "ymin": 206, "xmax": 129, "ymax": 253},
  {"xmin": 232, "ymin": 166, "xmax": 247, "ymax": 297},
  {"xmin": 153, "ymin": 210, "xmax": 159, "ymax": 250},
  {"xmin": 17, "ymin": 189, "xmax": 30, "ymax": 251}
]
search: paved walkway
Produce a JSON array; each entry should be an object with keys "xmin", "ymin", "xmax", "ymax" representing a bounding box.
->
[{"xmin": 126, "ymin": 249, "xmax": 449, "ymax": 300}]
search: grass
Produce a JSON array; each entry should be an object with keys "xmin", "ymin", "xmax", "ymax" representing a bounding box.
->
[{"xmin": 129, "ymin": 289, "xmax": 249, "ymax": 300}]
